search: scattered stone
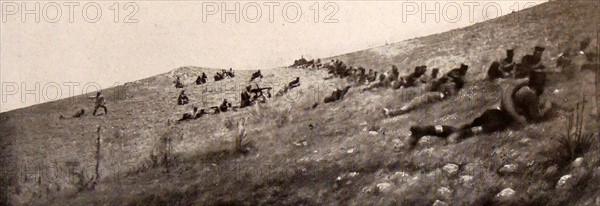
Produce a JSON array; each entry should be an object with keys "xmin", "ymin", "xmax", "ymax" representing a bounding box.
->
[
  {"xmin": 407, "ymin": 176, "xmax": 420, "ymax": 185},
  {"xmin": 293, "ymin": 140, "xmax": 307, "ymax": 146},
  {"xmin": 359, "ymin": 121, "xmax": 368, "ymax": 126},
  {"xmin": 437, "ymin": 187, "xmax": 452, "ymax": 197},
  {"xmin": 459, "ymin": 175, "xmax": 473, "ymax": 184},
  {"xmin": 368, "ymin": 131, "xmax": 378, "ymax": 135},
  {"xmin": 556, "ymin": 174, "xmax": 573, "ymax": 189},
  {"xmin": 545, "ymin": 165, "xmax": 558, "ymax": 177},
  {"xmin": 443, "ymin": 163, "xmax": 460, "ymax": 176},
  {"xmin": 572, "ymin": 157, "xmax": 584, "ymax": 168},
  {"xmin": 388, "ymin": 171, "xmax": 410, "ymax": 184},
  {"xmin": 553, "ymin": 89, "xmax": 561, "ymax": 94},
  {"xmin": 376, "ymin": 183, "xmax": 392, "ymax": 193},
  {"xmin": 347, "ymin": 149, "xmax": 355, "ymax": 154},
  {"xmin": 496, "ymin": 188, "xmax": 516, "ymax": 199},
  {"xmin": 518, "ymin": 138, "xmax": 532, "ymax": 144},
  {"xmin": 349, "ymin": 172, "xmax": 359, "ymax": 177},
  {"xmin": 432, "ymin": 199, "xmax": 448, "ymax": 206},
  {"xmin": 499, "ymin": 164, "xmax": 519, "ymax": 174},
  {"xmin": 419, "ymin": 136, "xmax": 433, "ymax": 144},
  {"xmin": 463, "ymin": 162, "xmax": 478, "ymax": 174}
]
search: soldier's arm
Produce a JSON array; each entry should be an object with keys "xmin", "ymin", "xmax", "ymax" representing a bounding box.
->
[{"xmin": 501, "ymin": 82, "xmax": 528, "ymax": 126}]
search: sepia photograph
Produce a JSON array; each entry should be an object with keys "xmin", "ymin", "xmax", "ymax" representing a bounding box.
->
[{"xmin": 1, "ymin": 0, "xmax": 599, "ymax": 205}]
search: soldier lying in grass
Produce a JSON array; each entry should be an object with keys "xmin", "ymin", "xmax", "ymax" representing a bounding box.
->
[{"xmin": 405, "ymin": 70, "xmax": 552, "ymax": 149}]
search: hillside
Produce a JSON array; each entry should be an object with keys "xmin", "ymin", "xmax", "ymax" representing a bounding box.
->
[{"xmin": 1, "ymin": 0, "xmax": 599, "ymax": 205}]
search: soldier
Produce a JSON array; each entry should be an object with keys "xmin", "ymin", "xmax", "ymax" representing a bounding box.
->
[
  {"xmin": 357, "ymin": 67, "xmax": 367, "ymax": 84},
  {"xmin": 406, "ymin": 70, "xmax": 552, "ymax": 148},
  {"xmin": 250, "ymin": 70, "xmax": 263, "ymax": 82},
  {"xmin": 225, "ymin": 68, "xmax": 235, "ymax": 78},
  {"xmin": 240, "ymin": 85, "xmax": 252, "ymax": 108},
  {"xmin": 211, "ymin": 99, "xmax": 232, "ymax": 114},
  {"xmin": 515, "ymin": 46, "xmax": 545, "ymax": 78},
  {"xmin": 324, "ymin": 86, "xmax": 352, "ymax": 103},
  {"xmin": 196, "ymin": 72, "xmax": 208, "ymax": 85},
  {"xmin": 367, "ymin": 71, "xmax": 379, "ymax": 83},
  {"xmin": 59, "ymin": 109, "xmax": 86, "ymax": 119},
  {"xmin": 177, "ymin": 90, "xmax": 189, "ymax": 105},
  {"xmin": 250, "ymin": 84, "xmax": 272, "ymax": 103},
  {"xmin": 178, "ymin": 107, "xmax": 198, "ymax": 122},
  {"xmin": 488, "ymin": 49, "xmax": 516, "ymax": 80},
  {"xmin": 174, "ymin": 76, "xmax": 184, "ymax": 88},
  {"xmin": 384, "ymin": 64, "xmax": 467, "ymax": 117},
  {"xmin": 404, "ymin": 66, "xmax": 427, "ymax": 88},
  {"xmin": 431, "ymin": 68, "xmax": 440, "ymax": 80},
  {"xmin": 89, "ymin": 91, "xmax": 107, "ymax": 116},
  {"xmin": 214, "ymin": 72, "xmax": 224, "ymax": 81},
  {"xmin": 194, "ymin": 108, "xmax": 209, "ymax": 119},
  {"xmin": 288, "ymin": 77, "xmax": 300, "ymax": 89}
]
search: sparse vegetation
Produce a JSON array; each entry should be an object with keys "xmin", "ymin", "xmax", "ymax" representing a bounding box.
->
[
  {"xmin": 1, "ymin": 0, "xmax": 599, "ymax": 205},
  {"xmin": 541, "ymin": 99, "xmax": 595, "ymax": 168}
]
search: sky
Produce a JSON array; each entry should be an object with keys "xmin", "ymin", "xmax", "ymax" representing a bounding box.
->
[{"xmin": 0, "ymin": 0, "xmax": 546, "ymax": 112}]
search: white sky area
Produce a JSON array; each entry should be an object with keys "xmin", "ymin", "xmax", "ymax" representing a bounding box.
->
[{"xmin": 0, "ymin": 0, "xmax": 546, "ymax": 112}]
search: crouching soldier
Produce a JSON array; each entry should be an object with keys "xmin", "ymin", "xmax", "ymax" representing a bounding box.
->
[
  {"xmin": 177, "ymin": 90, "xmax": 189, "ymax": 105},
  {"xmin": 196, "ymin": 72, "xmax": 208, "ymax": 85},
  {"xmin": 405, "ymin": 70, "xmax": 552, "ymax": 149},
  {"xmin": 515, "ymin": 46, "xmax": 545, "ymax": 78},
  {"xmin": 174, "ymin": 76, "xmax": 184, "ymax": 88},
  {"xmin": 240, "ymin": 86, "xmax": 253, "ymax": 108},
  {"xmin": 488, "ymin": 49, "xmax": 516, "ymax": 80}
]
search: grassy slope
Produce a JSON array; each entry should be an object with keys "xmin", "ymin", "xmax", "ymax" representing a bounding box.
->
[{"xmin": 1, "ymin": 0, "xmax": 599, "ymax": 205}]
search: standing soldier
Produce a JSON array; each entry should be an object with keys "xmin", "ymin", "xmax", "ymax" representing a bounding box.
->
[{"xmin": 89, "ymin": 91, "xmax": 107, "ymax": 116}]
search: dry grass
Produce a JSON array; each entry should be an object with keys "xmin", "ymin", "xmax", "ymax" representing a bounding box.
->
[{"xmin": 1, "ymin": 0, "xmax": 599, "ymax": 205}]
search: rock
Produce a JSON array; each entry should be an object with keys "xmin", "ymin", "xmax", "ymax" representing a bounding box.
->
[
  {"xmin": 388, "ymin": 171, "xmax": 410, "ymax": 183},
  {"xmin": 459, "ymin": 175, "xmax": 473, "ymax": 184},
  {"xmin": 518, "ymin": 138, "xmax": 531, "ymax": 144},
  {"xmin": 463, "ymin": 162, "xmax": 478, "ymax": 174},
  {"xmin": 437, "ymin": 187, "xmax": 451, "ymax": 198},
  {"xmin": 545, "ymin": 165, "xmax": 558, "ymax": 177},
  {"xmin": 572, "ymin": 157, "xmax": 584, "ymax": 168},
  {"xmin": 347, "ymin": 149, "xmax": 355, "ymax": 154},
  {"xmin": 432, "ymin": 199, "xmax": 448, "ymax": 206},
  {"xmin": 556, "ymin": 174, "xmax": 573, "ymax": 189},
  {"xmin": 499, "ymin": 164, "xmax": 518, "ymax": 174},
  {"xmin": 349, "ymin": 172, "xmax": 359, "ymax": 177},
  {"xmin": 376, "ymin": 183, "xmax": 392, "ymax": 193},
  {"xmin": 443, "ymin": 163, "xmax": 460, "ymax": 176},
  {"xmin": 419, "ymin": 136, "xmax": 433, "ymax": 144},
  {"xmin": 496, "ymin": 188, "xmax": 516, "ymax": 200},
  {"xmin": 368, "ymin": 131, "xmax": 378, "ymax": 135}
]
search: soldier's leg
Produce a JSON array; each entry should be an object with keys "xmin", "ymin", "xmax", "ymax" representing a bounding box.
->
[
  {"xmin": 93, "ymin": 105, "xmax": 99, "ymax": 116},
  {"xmin": 453, "ymin": 109, "xmax": 512, "ymax": 141},
  {"xmin": 384, "ymin": 92, "xmax": 444, "ymax": 117},
  {"xmin": 407, "ymin": 124, "xmax": 458, "ymax": 147},
  {"xmin": 100, "ymin": 105, "xmax": 107, "ymax": 114}
]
